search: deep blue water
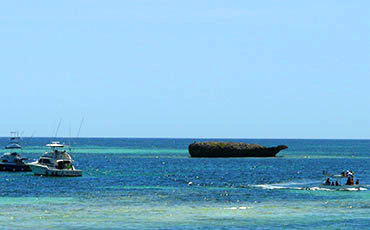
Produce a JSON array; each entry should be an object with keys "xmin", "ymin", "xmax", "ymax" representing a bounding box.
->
[{"xmin": 0, "ymin": 138, "xmax": 369, "ymax": 229}]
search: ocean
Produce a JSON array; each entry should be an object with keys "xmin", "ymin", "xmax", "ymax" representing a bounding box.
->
[{"xmin": 0, "ymin": 138, "xmax": 369, "ymax": 229}]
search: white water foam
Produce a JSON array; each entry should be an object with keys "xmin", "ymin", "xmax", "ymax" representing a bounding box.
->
[
  {"xmin": 252, "ymin": 182, "xmax": 368, "ymax": 192},
  {"xmin": 225, "ymin": 206, "xmax": 252, "ymax": 210}
]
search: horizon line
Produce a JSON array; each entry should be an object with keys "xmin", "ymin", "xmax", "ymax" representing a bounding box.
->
[{"xmin": 0, "ymin": 136, "xmax": 369, "ymax": 141}]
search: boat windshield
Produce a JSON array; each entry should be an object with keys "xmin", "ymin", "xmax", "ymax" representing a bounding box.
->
[{"xmin": 39, "ymin": 158, "xmax": 52, "ymax": 164}]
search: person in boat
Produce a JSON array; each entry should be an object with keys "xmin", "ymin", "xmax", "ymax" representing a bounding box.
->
[
  {"xmin": 331, "ymin": 182, "xmax": 335, "ymax": 186},
  {"xmin": 346, "ymin": 177, "xmax": 354, "ymax": 185},
  {"xmin": 355, "ymin": 179, "xmax": 359, "ymax": 185},
  {"xmin": 324, "ymin": 178, "xmax": 331, "ymax": 185},
  {"xmin": 335, "ymin": 181, "xmax": 339, "ymax": 186},
  {"xmin": 345, "ymin": 177, "xmax": 350, "ymax": 185}
]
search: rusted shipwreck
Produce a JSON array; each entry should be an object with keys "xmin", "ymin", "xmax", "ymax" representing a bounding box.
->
[{"xmin": 188, "ymin": 141, "xmax": 288, "ymax": 158}]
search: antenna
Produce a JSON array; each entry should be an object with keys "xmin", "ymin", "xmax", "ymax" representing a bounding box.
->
[
  {"xmin": 76, "ymin": 118, "xmax": 84, "ymax": 138},
  {"xmin": 54, "ymin": 118, "xmax": 62, "ymax": 138},
  {"xmin": 69, "ymin": 121, "xmax": 72, "ymax": 151}
]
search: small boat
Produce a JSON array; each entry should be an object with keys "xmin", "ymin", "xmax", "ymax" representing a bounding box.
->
[
  {"xmin": 0, "ymin": 133, "xmax": 31, "ymax": 172},
  {"xmin": 320, "ymin": 170, "xmax": 363, "ymax": 190},
  {"xmin": 29, "ymin": 141, "xmax": 82, "ymax": 177}
]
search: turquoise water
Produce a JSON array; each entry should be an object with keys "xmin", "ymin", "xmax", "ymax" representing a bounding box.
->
[{"xmin": 0, "ymin": 138, "xmax": 369, "ymax": 229}]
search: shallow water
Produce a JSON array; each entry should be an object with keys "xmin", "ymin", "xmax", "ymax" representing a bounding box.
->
[{"xmin": 0, "ymin": 138, "xmax": 369, "ymax": 229}]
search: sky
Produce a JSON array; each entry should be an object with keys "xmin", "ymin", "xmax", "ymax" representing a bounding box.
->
[{"xmin": 0, "ymin": 1, "xmax": 369, "ymax": 139}]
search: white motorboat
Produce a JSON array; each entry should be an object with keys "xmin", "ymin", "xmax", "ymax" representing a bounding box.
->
[
  {"xmin": 0, "ymin": 133, "xmax": 31, "ymax": 172},
  {"xmin": 320, "ymin": 170, "xmax": 363, "ymax": 190},
  {"xmin": 29, "ymin": 141, "xmax": 82, "ymax": 177}
]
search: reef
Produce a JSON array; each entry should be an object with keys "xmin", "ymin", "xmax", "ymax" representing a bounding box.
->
[{"xmin": 188, "ymin": 141, "xmax": 288, "ymax": 158}]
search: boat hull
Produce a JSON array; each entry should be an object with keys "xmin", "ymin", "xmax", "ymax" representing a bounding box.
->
[
  {"xmin": 319, "ymin": 184, "xmax": 364, "ymax": 190},
  {"xmin": 29, "ymin": 164, "xmax": 82, "ymax": 177},
  {"xmin": 0, "ymin": 163, "xmax": 32, "ymax": 172}
]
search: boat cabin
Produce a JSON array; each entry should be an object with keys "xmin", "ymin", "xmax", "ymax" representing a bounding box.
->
[
  {"xmin": 38, "ymin": 157, "xmax": 53, "ymax": 165},
  {"xmin": 36, "ymin": 141, "xmax": 74, "ymax": 167},
  {"xmin": 56, "ymin": 159, "xmax": 72, "ymax": 169},
  {"xmin": 1, "ymin": 152, "xmax": 24, "ymax": 164}
]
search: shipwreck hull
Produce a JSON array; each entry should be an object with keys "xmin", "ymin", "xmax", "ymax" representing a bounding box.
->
[{"xmin": 188, "ymin": 142, "xmax": 288, "ymax": 158}]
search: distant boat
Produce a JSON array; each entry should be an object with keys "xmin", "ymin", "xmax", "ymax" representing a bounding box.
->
[
  {"xmin": 188, "ymin": 141, "xmax": 288, "ymax": 158},
  {"xmin": 29, "ymin": 141, "xmax": 82, "ymax": 177},
  {"xmin": 0, "ymin": 132, "xmax": 31, "ymax": 172},
  {"xmin": 320, "ymin": 170, "xmax": 364, "ymax": 191}
]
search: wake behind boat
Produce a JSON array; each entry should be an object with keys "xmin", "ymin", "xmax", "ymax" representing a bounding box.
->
[
  {"xmin": 0, "ymin": 132, "xmax": 31, "ymax": 172},
  {"xmin": 29, "ymin": 141, "xmax": 82, "ymax": 177}
]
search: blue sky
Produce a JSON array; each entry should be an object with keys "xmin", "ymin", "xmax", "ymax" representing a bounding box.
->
[{"xmin": 0, "ymin": 1, "xmax": 369, "ymax": 138}]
